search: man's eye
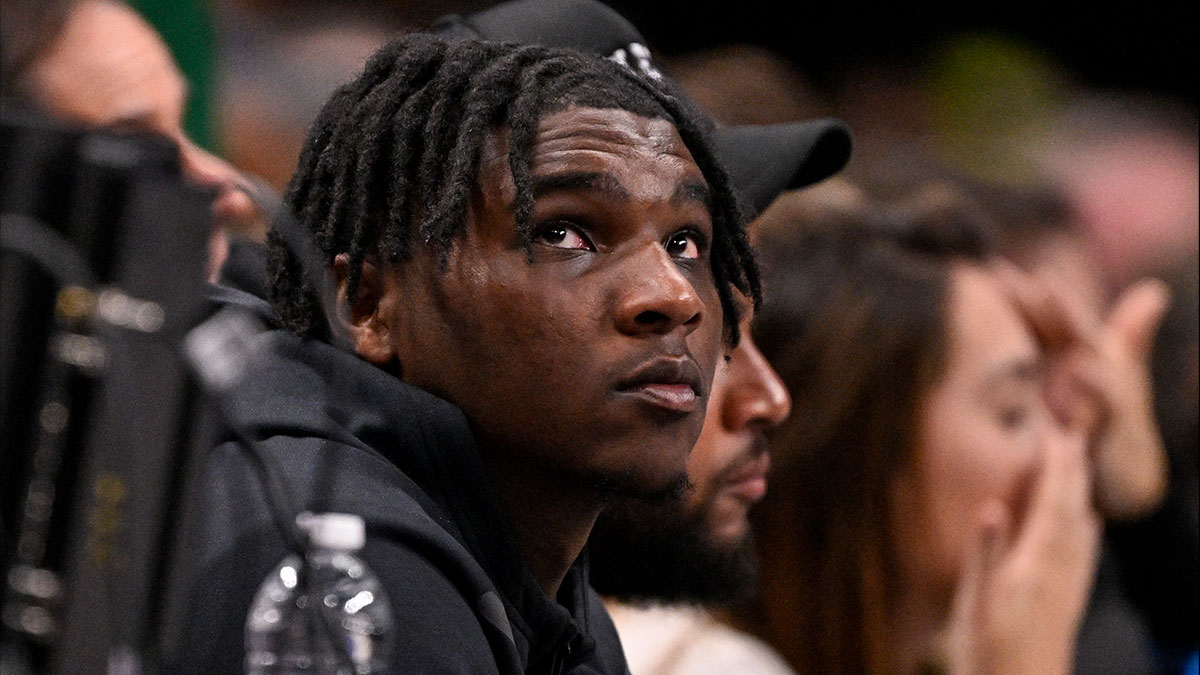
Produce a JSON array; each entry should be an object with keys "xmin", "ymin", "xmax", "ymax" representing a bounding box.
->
[
  {"xmin": 536, "ymin": 223, "xmax": 593, "ymax": 250},
  {"xmin": 665, "ymin": 231, "xmax": 702, "ymax": 260}
]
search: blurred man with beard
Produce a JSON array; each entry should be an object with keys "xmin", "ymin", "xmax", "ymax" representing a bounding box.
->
[
  {"xmin": 588, "ymin": 301, "xmax": 798, "ymax": 675},
  {"xmin": 590, "ymin": 298, "xmax": 788, "ymax": 605}
]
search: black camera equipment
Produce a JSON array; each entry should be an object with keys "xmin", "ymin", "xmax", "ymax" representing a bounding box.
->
[{"xmin": 1, "ymin": 100, "xmax": 218, "ymax": 675}]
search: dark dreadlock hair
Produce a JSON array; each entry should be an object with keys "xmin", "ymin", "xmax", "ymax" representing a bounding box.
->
[{"xmin": 267, "ymin": 34, "xmax": 758, "ymax": 346}]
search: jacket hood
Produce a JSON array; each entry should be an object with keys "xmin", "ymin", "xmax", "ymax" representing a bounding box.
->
[{"xmin": 204, "ymin": 297, "xmax": 610, "ymax": 671}]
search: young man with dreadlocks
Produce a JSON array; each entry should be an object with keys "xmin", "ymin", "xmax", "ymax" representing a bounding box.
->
[
  {"xmin": 430, "ymin": 3, "xmax": 846, "ymax": 674},
  {"xmin": 165, "ymin": 32, "xmax": 759, "ymax": 675}
]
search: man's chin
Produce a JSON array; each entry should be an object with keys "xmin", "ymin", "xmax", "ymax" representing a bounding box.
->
[
  {"xmin": 705, "ymin": 509, "xmax": 754, "ymax": 545},
  {"xmin": 585, "ymin": 466, "xmax": 690, "ymax": 504},
  {"xmin": 588, "ymin": 496, "xmax": 759, "ymax": 606}
]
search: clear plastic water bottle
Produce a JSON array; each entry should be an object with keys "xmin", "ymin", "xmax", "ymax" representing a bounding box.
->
[{"xmin": 245, "ymin": 512, "xmax": 394, "ymax": 674}]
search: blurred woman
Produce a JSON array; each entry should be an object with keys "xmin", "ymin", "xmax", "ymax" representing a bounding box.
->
[{"xmin": 740, "ymin": 182, "xmax": 1165, "ymax": 674}]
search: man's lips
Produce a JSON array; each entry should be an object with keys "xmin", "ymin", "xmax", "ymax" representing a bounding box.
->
[
  {"xmin": 721, "ymin": 449, "xmax": 770, "ymax": 503},
  {"xmin": 725, "ymin": 474, "xmax": 767, "ymax": 503},
  {"xmin": 614, "ymin": 358, "xmax": 704, "ymax": 414}
]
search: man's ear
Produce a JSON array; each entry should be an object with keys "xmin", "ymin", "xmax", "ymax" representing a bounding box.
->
[{"xmin": 332, "ymin": 253, "xmax": 395, "ymax": 365}]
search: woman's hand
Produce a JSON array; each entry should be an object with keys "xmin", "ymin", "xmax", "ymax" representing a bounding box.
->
[
  {"xmin": 938, "ymin": 424, "xmax": 1102, "ymax": 675},
  {"xmin": 991, "ymin": 260, "xmax": 1171, "ymax": 519}
]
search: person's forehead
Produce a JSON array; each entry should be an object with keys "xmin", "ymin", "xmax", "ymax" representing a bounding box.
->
[
  {"xmin": 947, "ymin": 264, "xmax": 1039, "ymax": 374},
  {"xmin": 29, "ymin": 0, "xmax": 186, "ymax": 128},
  {"xmin": 480, "ymin": 106, "xmax": 698, "ymax": 175},
  {"xmin": 534, "ymin": 107, "xmax": 685, "ymax": 152}
]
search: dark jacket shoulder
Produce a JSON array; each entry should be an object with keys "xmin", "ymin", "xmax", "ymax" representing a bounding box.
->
[{"xmin": 166, "ymin": 314, "xmax": 628, "ymax": 674}]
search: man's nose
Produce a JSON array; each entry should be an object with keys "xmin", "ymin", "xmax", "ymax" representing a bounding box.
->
[
  {"xmin": 722, "ymin": 335, "xmax": 791, "ymax": 431},
  {"xmin": 613, "ymin": 243, "xmax": 705, "ymax": 337},
  {"xmin": 177, "ymin": 139, "xmax": 260, "ymax": 230}
]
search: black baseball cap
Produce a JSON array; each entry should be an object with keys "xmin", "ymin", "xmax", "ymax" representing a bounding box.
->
[{"xmin": 431, "ymin": 0, "xmax": 852, "ymax": 216}]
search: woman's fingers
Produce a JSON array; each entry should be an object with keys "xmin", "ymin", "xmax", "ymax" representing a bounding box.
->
[
  {"xmin": 1105, "ymin": 277, "xmax": 1171, "ymax": 362},
  {"xmin": 1016, "ymin": 427, "xmax": 1094, "ymax": 561},
  {"xmin": 944, "ymin": 501, "xmax": 1012, "ymax": 674},
  {"xmin": 989, "ymin": 259, "xmax": 1083, "ymax": 352}
]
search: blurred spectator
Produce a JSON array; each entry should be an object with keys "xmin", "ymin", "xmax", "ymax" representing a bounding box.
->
[
  {"xmin": 661, "ymin": 44, "xmax": 828, "ymax": 126},
  {"xmin": 1, "ymin": 0, "xmax": 269, "ymax": 281},
  {"xmin": 210, "ymin": 0, "xmax": 492, "ymax": 195},
  {"xmin": 1107, "ymin": 251, "xmax": 1200, "ymax": 667},
  {"xmin": 214, "ymin": 4, "xmax": 394, "ymax": 193},
  {"xmin": 592, "ymin": 301, "xmax": 796, "ymax": 674},
  {"xmin": 914, "ymin": 174, "xmax": 1196, "ymax": 669},
  {"xmin": 1025, "ymin": 94, "xmax": 1198, "ymax": 294},
  {"xmin": 739, "ymin": 175, "xmax": 1175, "ymax": 674},
  {"xmin": 935, "ymin": 178, "xmax": 1193, "ymax": 674}
]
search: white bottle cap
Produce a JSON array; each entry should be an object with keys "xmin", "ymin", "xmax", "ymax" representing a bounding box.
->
[{"xmin": 296, "ymin": 512, "xmax": 366, "ymax": 551}]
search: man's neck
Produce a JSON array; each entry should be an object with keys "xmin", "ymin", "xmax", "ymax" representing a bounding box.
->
[{"xmin": 484, "ymin": 457, "xmax": 604, "ymax": 599}]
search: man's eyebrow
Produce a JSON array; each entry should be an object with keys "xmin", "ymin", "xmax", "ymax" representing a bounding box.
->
[
  {"xmin": 670, "ymin": 180, "xmax": 711, "ymax": 209},
  {"xmin": 532, "ymin": 171, "xmax": 631, "ymax": 200},
  {"xmin": 108, "ymin": 111, "xmax": 158, "ymax": 130}
]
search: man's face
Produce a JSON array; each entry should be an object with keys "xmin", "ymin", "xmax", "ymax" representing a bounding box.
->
[
  {"xmin": 365, "ymin": 106, "xmax": 724, "ymax": 498},
  {"xmin": 684, "ymin": 310, "xmax": 791, "ymax": 543},
  {"xmin": 21, "ymin": 0, "xmax": 260, "ymax": 276}
]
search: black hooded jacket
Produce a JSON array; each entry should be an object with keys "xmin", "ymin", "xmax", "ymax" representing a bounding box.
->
[{"xmin": 164, "ymin": 288, "xmax": 629, "ymax": 675}]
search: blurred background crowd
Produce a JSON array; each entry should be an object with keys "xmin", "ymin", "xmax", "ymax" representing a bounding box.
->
[
  {"xmin": 1, "ymin": 0, "xmax": 1195, "ymax": 673},
  {"xmin": 16, "ymin": 0, "xmax": 1183, "ymax": 304},
  {"xmin": 69, "ymin": 0, "xmax": 1193, "ymax": 308}
]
